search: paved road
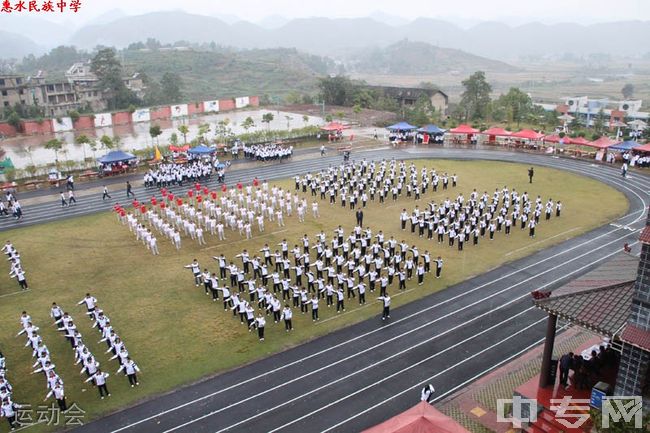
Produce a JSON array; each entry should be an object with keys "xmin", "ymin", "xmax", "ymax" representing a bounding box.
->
[{"xmin": 9, "ymin": 148, "xmax": 648, "ymax": 433}]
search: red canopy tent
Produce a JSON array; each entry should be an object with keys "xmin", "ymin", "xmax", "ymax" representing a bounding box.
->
[
  {"xmin": 449, "ymin": 124, "xmax": 479, "ymax": 134},
  {"xmin": 320, "ymin": 122, "xmax": 350, "ymax": 131},
  {"xmin": 482, "ymin": 127, "xmax": 511, "ymax": 136},
  {"xmin": 362, "ymin": 402, "xmax": 471, "ymax": 433},
  {"xmin": 511, "ymin": 129, "xmax": 544, "ymax": 140},
  {"xmin": 633, "ymin": 143, "xmax": 650, "ymax": 152},
  {"xmin": 585, "ymin": 136, "xmax": 619, "ymax": 149},
  {"xmin": 169, "ymin": 145, "xmax": 190, "ymax": 152},
  {"xmin": 543, "ymin": 134, "xmax": 566, "ymax": 143},
  {"xmin": 569, "ymin": 136, "xmax": 591, "ymax": 146}
]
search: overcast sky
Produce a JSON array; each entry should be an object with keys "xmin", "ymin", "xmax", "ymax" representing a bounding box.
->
[{"xmin": 22, "ymin": 0, "xmax": 650, "ymax": 25}]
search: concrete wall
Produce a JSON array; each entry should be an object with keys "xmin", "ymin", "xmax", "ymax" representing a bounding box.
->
[
  {"xmin": 150, "ymin": 106, "xmax": 172, "ymax": 121},
  {"xmin": 0, "ymin": 122, "xmax": 19, "ymax": 137},
  {"xmin": 21, "ymin": 119, "xmax": 53, "ymax": 135},
  {"xmin": 219, "ymin": 99, "xmax": 236, "ymax": 111},
  {"xmin": 73, "ymin": 116, "xmax": 94, "ymax": 130},
  {"xmin": 187, "ymin": 102, "xmax": 203, "ymax": 116},
  {"xmin": 112, "ymin": 111, "xmax": 131, "ymax": 125},
  {"xmin": 249, "ymin": 96, "xmax": 260, "ymax": 107}
]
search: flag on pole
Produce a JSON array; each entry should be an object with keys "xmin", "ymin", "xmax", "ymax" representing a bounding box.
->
[{"xmin": 154, "ymin": 146, "xmax": 162, "ymax": 161}]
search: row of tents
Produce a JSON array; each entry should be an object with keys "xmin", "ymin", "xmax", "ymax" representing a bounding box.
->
[
  {"xmin": 381, "ymin": 122, "xmax": 650, "ymax": 152},
  {"xmin": 98, "ymin": 145, "xmax": 216, "ymax": 165}
]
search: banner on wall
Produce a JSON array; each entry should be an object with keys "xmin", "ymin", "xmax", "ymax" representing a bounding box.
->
[
  {"xmin": 235, "ymin": 96, "xmax": 250, "ymax": 108},
  {"xmin": 203, "ymin": 100, "xmax": 220, "ymax": 113},
  {"xmin": 52, "ymin": 116, "xmax": 73, "ymax": 132},
  {"xmin": 94, "ymin": 113, "xmax": 113, "ymax": 128},
  {"xmin": 170, "ymin": 104, "xmax": 189, "ymax": 118},
  {"xmin": 132, "ymin": 108, "xmax": 151, "ymax": 123}
]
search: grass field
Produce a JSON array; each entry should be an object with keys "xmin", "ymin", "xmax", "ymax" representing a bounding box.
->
[{"xmin": 0, "ymin": 159, "xmax": 628, "ymax": 432}]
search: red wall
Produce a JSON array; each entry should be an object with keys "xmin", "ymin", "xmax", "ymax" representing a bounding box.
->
[
  {"xmin": 21, "ymin": 119, "xmax": 53, "ymax": 135},
  {"xmin": 0, "ymin": 123, "xmax": 18, "ymax": 137},
  {"xmin": 249, "ymin": 96, "xmax": 260, "ymax": 107},
  {"xmin": 73, "ymin": 116, "xmax": 94, "ymax": 131},
  {"xmin": 188, "ymin": 102, "xmax": 203, "ymax": 116},
  {"xmin": 112, "ymin": 111, "xmax": 131, "ymax": 125},
  {"xmin": 151, "ymin": 106, "xmax": 171, "ymax": 121},
  {"xmin": 219, "ymin": 99, "xmax": 236, "ymax": 111}
]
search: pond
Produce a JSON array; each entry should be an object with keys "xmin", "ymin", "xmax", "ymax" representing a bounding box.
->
[{"xmin": 0, "ymin": 110, "xmax": 324, "ymax": 169}]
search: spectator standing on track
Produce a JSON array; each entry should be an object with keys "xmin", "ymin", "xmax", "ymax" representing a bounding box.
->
[
  {"xmin": 420, "ymin": 384, "xmax": 435, "ymax": 403},
  {"xmin": 60, "ymin": 192, "xmax": 68, "ymax": 208},
  {"xmin": 126, "ymin": 181, "xmax": 135, "ymax": 198},
  {"xmin": 102, "ymin": 186, "xmax": 112, "ymax": 201}
]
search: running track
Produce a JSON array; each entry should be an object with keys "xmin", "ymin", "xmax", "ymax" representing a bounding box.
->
[{"xmin": 4, "ymin": 148, "xmax": 648, "ymax": 433}]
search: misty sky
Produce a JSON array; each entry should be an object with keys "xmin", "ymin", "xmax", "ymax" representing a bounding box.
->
[{"xmin": 22, "ymin": 0, "xmax": 650, "ymax": 25}]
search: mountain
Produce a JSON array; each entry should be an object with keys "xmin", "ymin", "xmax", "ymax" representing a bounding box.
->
[
  {"xmin": 21, "ymin": 12, "xmax": 650, "ymax": 61},
  {"xmin": 0, "ymin": 15, "xmax": 70, "ymax": 49},
  {"xmin": 85, "ymin": 9, "xmax": 128, "ymax": 26},
  {"xmin": 349, "ymin": 40, "xmax": 519, "ymax": 75},
  {"xmin": 368, "ymin": 11, "xmax": 410, "ymax": 27},
  {"xmin": 256, "ymin": 15, "xmax": 290, "ymax": 29},
  {"xmin": 0, "ymin": 31, "xmax": 46, "ymax": 59}
]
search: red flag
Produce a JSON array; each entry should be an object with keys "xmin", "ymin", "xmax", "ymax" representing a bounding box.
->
[
  {"xmin": 168, "ymin": 193, "xmax": 174, "ymax": 201},
  {"xmin": 253, "ymin": 178, "xmax": 259, "ymax": 187},
  {"xmin": 210, "ymin": 191, "xmax": 217, "ymax": 200},
  {"xmin": 132, "ymin": 200, "xmax": 139, "ymax": 208},
  {"xmin": 195, "ymin": 183, "xmax": 201, "ymax": 191},
  {"xmin": 203, "ymin": 187, "xmax": 209, "ymax": 195},
  {"xmin": 188, "ymin": 190, "xmax": 194, "ymax": 198},
  {"xmin": 161, "ymin": 188, "xmax": 168, "ymax": 196},
  {"xmin": 197, "ymin": 195, "xmax": 203, "ymax": 203},
  {"xmin": 221, "ymin": 184, "xmax": 227, "ymax": 192},
  {"xmin": 176, "ymin": 198, "xmax": 183, "ymax": 206},
  {"xmin": 140, "ymin": 205, "xmax": 147, "ymax": 214},
  {"xmin": 151, "ymin": 197, "xmax": 157, "ymax": 206},
  {"xmin": 160, "ymin": 202, "xmax": 166, "ymax": 209},
  {"xmin": 237, "ymin": 182, "xmax": 243, "ymax": 190}
]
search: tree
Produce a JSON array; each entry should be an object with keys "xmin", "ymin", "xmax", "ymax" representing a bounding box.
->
[
  {"xmin": 242, "ymin": 116, "xmax": 255, "ymax": 132},
  {"xmin": 170, "ymin": 132, "xmax": 178, "ymax": 146},
  {"xmin": 91, "ymin": 48, "xmax": 139, "ymax": 110},
  {"xmin": 99, "ymin": 135, "xmax": 114, "ymax": 151},
  {"xmin": 7, "ymin": 112, "xmax": 20, "ymax": 129},
  {"xmin": 496, "ymin": 87, "xmax": 533, "ymax": 128},
  {"xmin": 262, "ymin": 112, "xmax": 274, "ymax": 130},
  {"xmin": 459, "ymin": 71, "xmax": 492, "ymax": 122},
  {"xmin": 44, "ymin": 138, "xmax": 63, "ymax": 166},
  {"xmin": 149, "ymin": 124, "xmax": 162, "ymax": 145},
  {"xmin": 68, "ymin": 110, "xmax": 80, "ymax": 123},
  {"xmin": 318, "ymin": 75, "xmax": 354, "ymax": 106},
  {"xmin": 75, "ymin": 134, "xmax": 91, "ymax": 164},
  {"xmin": 178, "ymin": 124, "xmax": 189, "ymax": 144},
  {"xmin": 160, "ymin": 72, "xmax": 183, "ymax": 104},
  {"xmin": 302, "ymin": 115, "xmax": 309, "ymax": 126},
  {"xmin": 621, "ymin": 83, "xmax": 634, "ymax": 99}
]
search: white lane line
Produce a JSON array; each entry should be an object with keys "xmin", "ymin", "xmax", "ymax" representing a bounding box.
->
[
  {"xmin": 164, "ymin": 304, "xmax": 539, "ymax": 433},
  {"xmin": 109, "ymin": 221, "xmax": 639, "ymax": 433},
  {"xmin": 505, "ymin": 227, "xmax": 582, "ymax": 256},
  {"xmin": 0, "ymin": 289, "xmax": 29, "ymax": 298},
  {"xmin": 322, "ymin": 324, "xmax": 569, "ymax": 433},
  {"xmin": 221, "ymin": 239, "xmax": 633, "ymax": 433},
  {"xmin": 261, "ymin": 317, "xmax": 549, "ymax": 433}
]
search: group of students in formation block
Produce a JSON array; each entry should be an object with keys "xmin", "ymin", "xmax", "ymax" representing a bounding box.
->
[
  {"xmin": 399, "ymin": 186, "xmax": 562, "ymax": 250},
  {"xmin": 3, "ymin": 241, "xmax": 28, "ymax": 292},
  {"xmin": 293, "ymin": 159, "xmax": 458, "ymax": 210},
  {"xmin": 184, "ymin": 225, "xmax": 444, "ymax": 341},
  {"xmin": 1, "ymin": 350, "xmax": 22, "ymax": 430},
  {"xmin": 114, "ymin": 179, "xmax": 322, "ymax": 255},
  {"xmin": 0, "ymin": 294, "xmax": 142, "ymax": 430}
]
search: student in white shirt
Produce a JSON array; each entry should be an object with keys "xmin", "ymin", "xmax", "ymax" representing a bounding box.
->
[
  {"xmin": 378, "ymin": 294, "xmax": 391, "ymax": 320},
  {"xmin": 117, "ymin": 357, "xmax": 141, "ymax": 387},
  {"xmin": 281, "ymin": 304, "xmax": 293, "ymax": 331},
  {"xmin": 85, "ymin": 369, "xmax": 110, "ymax": 399}
]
